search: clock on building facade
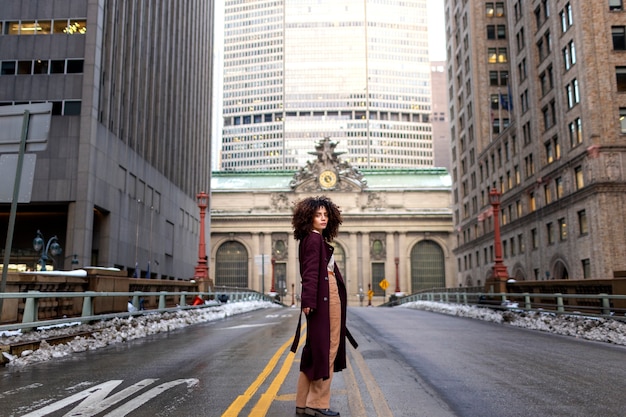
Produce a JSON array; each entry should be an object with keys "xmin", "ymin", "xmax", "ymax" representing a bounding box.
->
[{"xmin": 319, "ymin": 169, "xmax": 338, "ymax": 189}]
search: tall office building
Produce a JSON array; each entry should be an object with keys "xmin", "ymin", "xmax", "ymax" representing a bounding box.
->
[
  {"xmin": 430, "ymin": 61, "xmax": 452, "ymax": 172},
  {"xmin": 0, "ymin": 1, "xmax": 214, "ymax": 279},
  {"xmin": 220, "ymin": 0, "xmax": 433, "ymax": 171},
  {"xmin": 447, "ymin": 1, "xmax": 626, "ymax": 286}
]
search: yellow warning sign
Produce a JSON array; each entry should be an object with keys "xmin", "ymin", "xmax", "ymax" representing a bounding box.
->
[{"xmin": 379, "ymin": 279, "xmax": 389, "ymax": 290}]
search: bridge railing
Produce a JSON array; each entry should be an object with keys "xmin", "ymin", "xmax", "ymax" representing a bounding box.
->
[
  {"xmin": 386, "ymin": 291, "xmax": 626, "ymax": 320},
  {"xmin": 0, "ymin": 288, "xmax": 280, "ymax": 333}
]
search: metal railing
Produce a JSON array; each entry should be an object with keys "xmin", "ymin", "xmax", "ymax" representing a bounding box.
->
[
  {"xmin": 385, "ymin": 291, "xmax": 626, "ymax": 320},
  {"xmin": 0, "ymin": 289, "xmax": 280, "ymax": 333}
]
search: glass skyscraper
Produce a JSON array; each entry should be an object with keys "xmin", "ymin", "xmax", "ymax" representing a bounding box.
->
[{"xmin": 220, "ymin": 0, "xmax": 433, "ymax": 171}]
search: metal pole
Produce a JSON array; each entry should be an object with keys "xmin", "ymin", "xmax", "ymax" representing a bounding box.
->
[{"xmin": 0, "ymin": 111, "xmax": 31, "ymax": 317}]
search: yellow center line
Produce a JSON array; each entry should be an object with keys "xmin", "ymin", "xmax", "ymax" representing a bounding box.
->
[
  {"xmin": 248, "ymin": 333, "xmax": 306, "ymax": 416},
  {"xmin": 349, "ymin": 344, "xmax": 394, "ymax": 417},
  {"xmin": 220, "ymin": 324, "xmax": 306, "ymax": 417},
  {"xmin": 344, "ymin": 349, "xmax": 367, "ymax": 417}
]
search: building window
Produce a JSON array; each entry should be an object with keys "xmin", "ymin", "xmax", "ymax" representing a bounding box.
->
[
  {"xmin": 578, "ymin": 210, "xmax": 588, "ymax": 234},
  {"xmin": 546, "ymin": 222, "xmax": 554, "ymax": 244},
  {"xmin": 558, "ymin": 218, "xmax": 567, "ymax": 241},
  {"xmin": 490, "ymin": 71, "xmax": 499, "ymax": 85},
  {"xmin": 531, "ymin": 228, "xmax": 538, "ymax": 249},
  {"xmin": 0, "ymin": 61, "xmax": 16, "ymax": 75},
  {"xmin": 566, "ymin": 79, "xmax": 580, "ymax": 108},
  {"xmin": 620, "ymin": 108, "xmax": 626, "ymax": 133},
  {"xmin": 610, "ymin": 0, "xmax": 623, "ymax": 12},
  {"xmin": 545, "ymin": 140, "xmax": 554, "ymax": 164},
  {"xmin": 582, "ymin": 259, "xmax": 590, "ymax": 278},
  {"xmin": 617, "ymin": 67, "xmax": 626, "ymax": 91},
  {"xmin": 560, "ymin": 3, "xmax": 573, "ymax": 33},
  {"xmin": 497, "ymin": 25, "xmax": 506, "ymax": 39},
  {"xmin": 556, "ymin": 177, "xmax": 564, "ymax": 199},
  {"xmin": 529, "ymin": 192, "xmax": 536, "ymax": 211},
  {"xmin": 563, "ymin": 41, "xmax": 576, "ymax": 70},
  {"xmin": 613, "ymin": 26, "xmax": 626, "ymax": 49},
  {"xmin": 518, "ymin": 234, "xmax": 525, "ymax": 254},
  {"xmin": 63, "ymin": 100, "xmax": 82, "ymax": 115},
  {"xmin": 569, "ymin": 118, "xmax": 583, "ymax": 146},
  {"xmin": 487, "ymin": 2, "xmax": 495, "ymax": 17},
  {"xmin": 525, "ymin": 154, "xmax": 535, "ymax": 177},
  {"xmin": 575, "ymin": 166, "xmax": 584, "ymax": 189},
  {"xmin": 544, "ymin": 184, "xmax": 552, "ymax": 204}
]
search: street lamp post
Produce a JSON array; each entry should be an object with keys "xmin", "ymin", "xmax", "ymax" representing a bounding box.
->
[
  {"xmin": 489, "ymin": 188, "xmax": 508, "ymax": 292},
  {"xmin": 394, "ymin": 257, "xmax": 402, "ymax": 295},
  {"xmin": 269, "ymin": 257, "xmax": 277, "ymax": 297},
  {"xmin": 194, "ymin": 191, "xmax": 209, "ymax": 290},
  {"xmin": 32, "ymin": 230, "xmax": 62, "ymax": 271}
]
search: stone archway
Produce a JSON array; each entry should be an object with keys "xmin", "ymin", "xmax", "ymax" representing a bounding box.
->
[
  {"xmin": 553, "ymin": 260, "xmax": 569, "ymax": 280},
  {"xmin": 215, "ymin": 241, "xmax": 248, "ymax": 287},
  {"xmin": 410, "ymin": 240, "xmax": 445, "ymax": 291}
]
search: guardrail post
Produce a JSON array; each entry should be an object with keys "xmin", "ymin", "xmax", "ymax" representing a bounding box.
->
[
  {"xmin": 132, "ymin": 292, "xmax": 141, "ymax": 311},
  {"xmin": 555, "ymin": 293, "xmax": 564, "ymax": 313},
  {"xmin": 523, "ymin": 293, "xmax": 531, "ymax": 310},
  {"xmin": 462, "ymin": 293, "xmax": 467, "ymax": 304},
  {"xmin": 21, "ymin": 290, "xmax": 39, "ymax": 332},
  {"xmin": 158, "ymin": 292, "xmax": 167, "ymax": 309},
  {"xmin": 500, "ymin": 293, "xmax": 507, "ymax": 305},
  {"xmin": 179, "ymin": 291, "xmax": 187, "ymax": 307},
  {"xmin": 600, "ymin": 293, "xmax": 611, "ymax": 316},
  {"xmin": 81, "ymin": 291, "xmax": 95, "ymax": 317}
]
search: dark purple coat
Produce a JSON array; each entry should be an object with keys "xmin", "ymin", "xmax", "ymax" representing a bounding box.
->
[{"xmin": 291, "ymin": 231, "xmax": 355, "ymax": 381}]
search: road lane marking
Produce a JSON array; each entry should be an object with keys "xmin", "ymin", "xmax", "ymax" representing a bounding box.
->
[
  {"xmin": 344, "ymin": 351, "xmax": 367, "ymax": 417},
  {"xmin": 220, "ymin": 323, "xmax": 279, "ymax": 330},
  {"xmin": 221, "ymin": 329, "xmax": 300, "ymax": 417},
  {"xmin": 349, "ymin": 346, "xmax": 394, "ymax": 417},
  {"xmin": 101, "ymin": 379, "xmax": 198, "ymax": 417},
  {"xmin": 247, "ymin": 332, "xmax": 306, "ymax": 416},
  {"xmin": 20, "ymin": 380, "xmax": 128, "ymax": 417}
]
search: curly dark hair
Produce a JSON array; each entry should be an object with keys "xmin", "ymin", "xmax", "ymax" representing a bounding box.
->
[{"xmin": 292, "ymin": 196, "xmax": 343, "ymax": 241}]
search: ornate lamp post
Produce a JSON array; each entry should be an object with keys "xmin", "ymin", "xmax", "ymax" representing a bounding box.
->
[
  {"xmin": 269, "ymin": 257, "xmax": 277, "ymax": 297},
  {"xmin": 33, "ymin": 230, "xmax": 62, "ymax": 271},
  {"xmin": 193, "ymin": 192, "xmax": 209, "ymax": 288},
  {"xmin": 489, "ymin": 188, "xmax": 508, "ymax": 292},
  {"xmin": 394, "ymin": 257, "xmax": 402, "ymax": 295}
]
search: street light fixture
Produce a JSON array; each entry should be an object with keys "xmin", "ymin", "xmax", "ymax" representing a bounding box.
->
[
  {"xmin": 194, "ymin": 191, "xmax": 209, "ymax": 287},
  {"xmin": 33, "ymin": 230, "xmax": 62, "ymax": 271},
  {"xmin": 488, "ymin": 188, "xmax": 508, "ymax": 292}
]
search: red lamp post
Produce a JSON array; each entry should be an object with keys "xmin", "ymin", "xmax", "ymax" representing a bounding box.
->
[
  {"xmin": 394, "ymin": 257, "xmax": 401, "ymax": 294},
  {"xmin": 269, "ymin": 257, "xmax": 277, "ymax": 296},
  {"xmin": 489, "ymin": 188, "xmax": 508, "ymax": 292},
  {"xmin": 193, "ymin": 191, "xmax": 209, "ymax": 287}
]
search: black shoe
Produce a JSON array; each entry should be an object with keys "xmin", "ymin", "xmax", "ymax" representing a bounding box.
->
[
  {"xmin": 296, "ymin": 407, "xmax": 307, "ymax": 416},
  {"xmin": 305, "ymin": 407, "xmax": 340, "ymax": 416}
]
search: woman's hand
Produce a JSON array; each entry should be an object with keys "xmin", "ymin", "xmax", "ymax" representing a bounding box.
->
[{"xmin": 303, "ymin": 307, "xmax": 313, "ymax": 315}]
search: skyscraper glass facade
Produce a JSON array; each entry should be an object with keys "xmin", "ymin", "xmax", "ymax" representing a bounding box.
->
[{"xmin": 221, "ymin": 0, "xmax": 432, "ymax": 171}]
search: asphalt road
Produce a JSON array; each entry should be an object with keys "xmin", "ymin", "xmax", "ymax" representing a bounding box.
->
[{"xmin": 0, "ymin": 306, "xmax": 624, "ymax": 416}]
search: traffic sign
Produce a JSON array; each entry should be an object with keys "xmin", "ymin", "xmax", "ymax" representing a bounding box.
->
[{"xmin": 379, "ymin": 279, "xmax": 389, "ymax": 290}]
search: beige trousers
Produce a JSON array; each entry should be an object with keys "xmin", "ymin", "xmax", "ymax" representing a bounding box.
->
[{"xmin": 296, "ymin": 271, "xmax": 341, "ymax": 409}]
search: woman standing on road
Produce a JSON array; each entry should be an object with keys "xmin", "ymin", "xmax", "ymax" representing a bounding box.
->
[{"xmin": 290, "ymin": 196, "xmax": 357, "ymax": 417}]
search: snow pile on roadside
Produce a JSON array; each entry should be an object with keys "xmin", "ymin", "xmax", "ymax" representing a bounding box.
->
[
  {"xmin": 399, "ymin": 301, "xmax": 626, "ymax": 346},
  {"xmin": 1, "ymin": 300, "xmax": 280, "ymax": 367}
]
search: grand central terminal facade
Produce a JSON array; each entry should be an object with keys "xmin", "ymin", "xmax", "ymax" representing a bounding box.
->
[{"xmin": 209, "ymin": 138, "xmax": 455, "ymax": 306}]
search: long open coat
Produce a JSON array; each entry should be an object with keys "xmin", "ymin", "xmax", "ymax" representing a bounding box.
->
[{"xmin": 290, "ymin": 231, "xmax": 356, "ymax": 381}]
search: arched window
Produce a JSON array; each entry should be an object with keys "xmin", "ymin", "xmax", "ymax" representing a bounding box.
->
[
  {"xmin": 330, "ymin": 242, "xmax": 346, "ymax": 280},
  {"xmin": 410, "ymin": 240, "xmax": 445, "ymax": 291},
  {"xmin": 215, "ymin": 241, "xmax": 248, "ymax": 287}
]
